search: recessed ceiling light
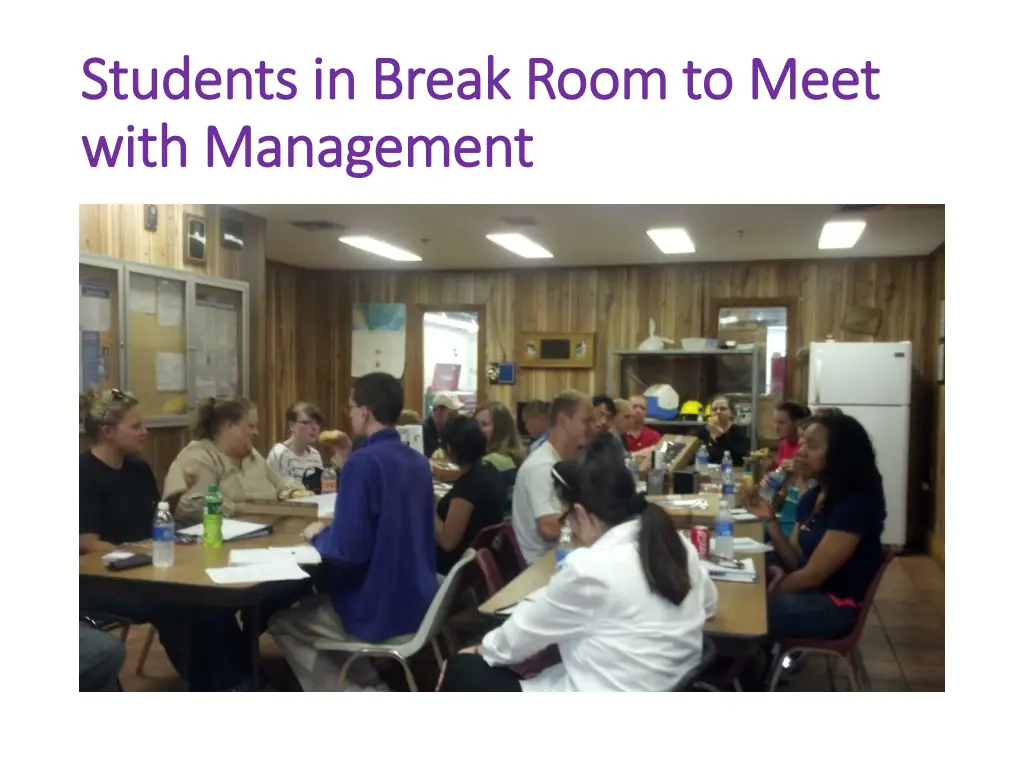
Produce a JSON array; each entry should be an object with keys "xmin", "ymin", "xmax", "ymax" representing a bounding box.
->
[
  {"xmin": 339, "ymin": 235, "xmax": 422, "ymax": 262},
  {"xmin": 486, "ymin": 232, "xmax": 553, "ymax": 259},
  {"xmin": 818, "ymin": 220, "xmax": 866, "ymax": 250},
  {"xmin": 646, "ymin": 227, "xmax": 696, "ymax": 255}
]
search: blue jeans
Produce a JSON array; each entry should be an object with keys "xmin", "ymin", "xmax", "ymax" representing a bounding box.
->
[
  {"xmin": 80, "ymin": 627, "xmax": 126, "ymax": 691},
  {"xmin": 768, "ymin": 590, "xmax": 858, "ymax": 639}
]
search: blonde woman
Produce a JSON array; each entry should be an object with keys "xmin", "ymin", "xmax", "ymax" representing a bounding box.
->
[
  {"xmin": 79, "ymin": 388, "xmax": 253, "ymax": 691},
  {"xmin": 474, "ymin": 402, "xmax": 526, "ymax": 472},
  {"xmin": 164, "ymin": 396, "xmax": 310, "ymax": 526}
]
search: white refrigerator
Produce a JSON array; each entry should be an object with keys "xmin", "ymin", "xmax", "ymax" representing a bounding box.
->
[{"xmin": 808, "ymin": 341, "xmax": 912, "ymax": 548}]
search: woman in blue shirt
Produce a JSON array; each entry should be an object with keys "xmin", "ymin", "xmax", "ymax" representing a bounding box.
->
[{"xmin": 743, "ymin": 413, "xmax": 886, "ymax": 641}]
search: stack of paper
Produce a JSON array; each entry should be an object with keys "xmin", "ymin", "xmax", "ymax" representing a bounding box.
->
[
  {"xmin": 228, "ymin": 545, "xmax": 322, "ymax": 566},
  {"xmin": 712, "ymin": 536, "xmax": 773, "ymax": 554},
  {"xmin": 206, "ymin": 561, "xmax": 310, "ymax": 585},
  {"xmin": 178, "ymin": 519, "xmax": 271, "ymax": 541},
  {"xmin": 289, "ymin": 493, "xmax": 338, "ymax": 518},
  {"xmin": 701, "ymin": 557, "xmax": 757, "ymax": 583},
  {"xmin": 730, "ymin": 508, "xmax": 759, "ymax": 522}
]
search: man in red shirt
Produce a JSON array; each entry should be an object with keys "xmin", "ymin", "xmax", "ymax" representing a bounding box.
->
[{"xmin": 625, "ymin": 394, "xmax": 662, "ymax": 452}]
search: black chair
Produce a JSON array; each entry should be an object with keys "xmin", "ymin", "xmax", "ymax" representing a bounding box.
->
[{"xmin": 672, "ymin": 635, "xmax": 720, "ymax": 691}]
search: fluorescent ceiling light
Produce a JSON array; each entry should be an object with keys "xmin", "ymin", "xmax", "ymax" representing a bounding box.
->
[
  {"xmin": 486, "ymin": 232, "xmax": 553, "ymax": 259},
  {"xmin": 646, "ymin": 227, "xmax": 696, "ymax": 255},
  {"xmin": 818, "ymin": 220, "xmax": 866, "ymax": 250},
  {"xmin": 339, "ymin": 235, "xmax": 422, "ymax": 262}
]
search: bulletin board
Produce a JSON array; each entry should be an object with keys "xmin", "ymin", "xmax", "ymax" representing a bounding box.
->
[
  {"xmin": 194, "ymin": 283, "xmax": 243, "ymax": 399},
  {"xmin": 79, "ymin": 264, "xmax": 120, "ymax": 393},
  {"xmin": 126, "ymin": 273, "xmax": 189, "ymax": 417}
]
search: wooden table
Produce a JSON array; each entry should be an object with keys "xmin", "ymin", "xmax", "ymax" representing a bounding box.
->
[
  {"xmin": 478, "ymin": 518, "xmax": 768, "ymax": 640},
  {"xmin": 79, "ymin": 515, "xmax": 318, "ymax": 687}
]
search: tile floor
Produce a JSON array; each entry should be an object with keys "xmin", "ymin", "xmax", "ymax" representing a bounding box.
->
[{"xmin": 114, "ymin": 554, "xmax": 945, "ymax": 692}]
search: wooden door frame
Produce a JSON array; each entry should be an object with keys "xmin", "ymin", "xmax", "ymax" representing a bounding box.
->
[
  {"xmin": 707, "ymin": 296, "xmax": 798, "ymax": 399},
  {"xmin": 412, "ymin": 303, "xmax": 488, "ymax": 413}
]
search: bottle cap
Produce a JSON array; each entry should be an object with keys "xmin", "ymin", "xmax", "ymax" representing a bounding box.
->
[
  {"xmin": 157, "ymin": 501, "xmax": 169, "ymax": 511},
  {"xmin": 207, "ymin": 484, "xmax": 218, "ymax": 492}
]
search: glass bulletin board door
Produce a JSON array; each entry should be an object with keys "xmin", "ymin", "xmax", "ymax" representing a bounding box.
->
[
  {"xmin": 79, "ymin": 261, "xmax": 123, "ymax": 395},
  {"xmin": 126, "ymin": 268, "xmax": 190, "ymax": 423},
  {"xmin": 193, "ymin": 281, "xmax": 247, "ymax": 401}
]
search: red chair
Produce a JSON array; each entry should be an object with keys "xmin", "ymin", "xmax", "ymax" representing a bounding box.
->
[
  {"xmin": 474, "ymin": 548, "xmax": 505, "ymax": 597},
  {"xmin": 767, "ymin": 550, "xmax": 895, "ymax": 692},
  {"xmin": 470, "ymin": 523, "xmax": 526, "ymax": 584}
]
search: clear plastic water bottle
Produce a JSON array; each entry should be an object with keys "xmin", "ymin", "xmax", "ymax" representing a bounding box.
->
[
  {"xmin": 321, "ymin": 464, "xmax": 337, "ymax": 494},
  {"xmin": 721, "ymin": 450, "xmax": 733, "ymax": 475},
  {"xmin": 695, "ymin": 444, "xmax": 710, "ymax": 476},
  {"xmin": 721, "ymin": 467, "xmax": 736, "ymax": 511},
  {"xmin": 647, "ymin": 450, "xmax": 667, "ymax": 496},
  {"xmin": 759, "ymin": 466, "xmax": 789, "ymax": 503},
  {"xmin": 714, "ymin": 498, "xmax": 734, "ymax": 559},
  {"xmin": 555, "ymin": 522, "xmax": 573, "ymax": 569},
  {"xmin": 152, "ymin": 501, "xmax": 175, "ymax": 568},
  {"xmin": 626, "ymin": 454, "xmax": 640, "ymax": 482}
]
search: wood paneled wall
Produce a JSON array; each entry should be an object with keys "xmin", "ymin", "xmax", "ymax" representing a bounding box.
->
[
  {"xmin": 78, "ymin": 204, "xmax": 268, "ymax": 486},
  {"xmin": 265, "ymin": 254, "xmax": 943, "ymax": 546},
  {"xmin": 927, "ymin": 247, "xmax": 945, "ymax": 566}
]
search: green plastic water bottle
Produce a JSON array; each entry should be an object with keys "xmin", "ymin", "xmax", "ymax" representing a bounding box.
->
[{"xmin": 203, "ymin": 484, "xmax": 223, "ymax": 548}]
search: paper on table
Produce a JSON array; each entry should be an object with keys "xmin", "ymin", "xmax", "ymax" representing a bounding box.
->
[
  {"xmin": 129, "ymin": 274, "xmax": 158, "ymax": 315},
  {"xmin": 156, "ymin": 352, "xmax": 186, "ymax": 392},
  {"xmin": 229, "ymin": 546, "xmax": 322, "ymax": 566},
  {"xmin": 712, "ymin": 536, "xmax": 773, "ymax": 553},
  {"xmin": 178, "ymin": 519, "xmax": 270, "ymax": 541},
  {"xmin": 731, "ymin": 508, "xmax": 759, "ymax": 521},
  {"xmin": 206, "ymin": 561, "xmax": 311, "ymax": 585},
  {"xmin": 102, "ymin": 551, "xmax": 135, "ymax": 563},
  {"xmin": 156, "ymin": 280, "xmax": 184, "ymax": 327}
]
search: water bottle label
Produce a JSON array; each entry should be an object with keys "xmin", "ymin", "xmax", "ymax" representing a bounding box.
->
[
  {"xmin": 153, "ymin": 524, "xmax": 175, "ymax": 542},
  {"xmin": 555, "ymin": 548, "xmax": 569, "ymax": 568},
  {"xmin": 714, "ymin": 520, "xmax": 734, "ymax": 537},
  {"xmin": 722, "ymin": 483, "xmax": 735, "ymax": 496}
]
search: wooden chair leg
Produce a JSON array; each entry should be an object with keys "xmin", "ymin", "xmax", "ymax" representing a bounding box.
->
[
  {"xmin": 119, "ymin": 624, "xmax": 131, "ymax": 642},
  {"xmin": 135, "ymin": 626, "xmax": 156, "ymax": 677}
]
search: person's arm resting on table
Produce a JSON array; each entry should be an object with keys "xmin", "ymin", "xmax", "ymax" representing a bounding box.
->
[
  {"xmin": 482, "ymin": 560, "xmax": 604, "ymax": 666},
  {"xmin": 309, "ymin": 456, "xmax": 373, "ymax": 567}
]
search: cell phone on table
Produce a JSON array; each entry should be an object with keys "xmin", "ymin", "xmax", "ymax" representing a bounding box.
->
[{"xmin": 106, "ymin": 553, "xmax": 153, "ymax": 571}]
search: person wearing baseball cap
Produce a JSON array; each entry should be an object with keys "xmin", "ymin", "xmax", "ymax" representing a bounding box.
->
[{"xmin": 423, "ymin": 391, "xmax": 464, "ymax": 457}]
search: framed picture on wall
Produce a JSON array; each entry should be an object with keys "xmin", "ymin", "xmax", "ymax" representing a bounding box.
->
[{"xmin": 184, "ymin": 214, "xmax": 207, "ymax": 264}]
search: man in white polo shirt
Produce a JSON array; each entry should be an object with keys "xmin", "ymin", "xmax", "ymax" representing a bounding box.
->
[{"xmin": 512, "ymin": 390, "xmax": 594, "ymax": 564}]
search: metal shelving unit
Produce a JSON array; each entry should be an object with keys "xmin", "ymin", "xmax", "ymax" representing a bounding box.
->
[{"xmin": 607, "ymin": 348, "xmax": 761, "ymax": 457}]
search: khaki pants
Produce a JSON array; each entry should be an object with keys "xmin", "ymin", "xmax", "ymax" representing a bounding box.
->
[{"xmin": 269, "ymin": 595, "xmax": 384, "ymax": 692}]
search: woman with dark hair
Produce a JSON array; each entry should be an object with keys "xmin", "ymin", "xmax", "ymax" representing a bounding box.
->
[
  {"xmin": 438, "ymin": 445, "xmax": 717, "ymax": 692},
  {"xmin": 696, "ymin": 395, "xmax": 749, "ymax": 466},
  {"xmin": 741, "ymin": 414, "xmax": 886, "ymax": 641},
  {"xmin": 434, "ymin": 415, "xmax": 506, "ymax": 575},
  {"xmin": 773, "ymin": 401, "xmax": 811, "ymax": 467}
]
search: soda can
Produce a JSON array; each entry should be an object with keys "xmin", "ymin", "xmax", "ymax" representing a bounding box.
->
[{"xmin": 689, "ymin": 526, "xmax": 710, "ymax": 559}]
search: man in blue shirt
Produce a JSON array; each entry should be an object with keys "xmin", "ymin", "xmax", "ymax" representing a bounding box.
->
[{"xmin": 269, "ymin": 372, "xmax": 438, "ymax": 692}]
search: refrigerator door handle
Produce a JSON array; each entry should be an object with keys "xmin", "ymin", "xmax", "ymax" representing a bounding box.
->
[{"xmin": 813, "ymin": 354, "xmax": 822, "ymax": 405}]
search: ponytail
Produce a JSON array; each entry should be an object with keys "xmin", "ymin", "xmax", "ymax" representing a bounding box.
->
[
  {"xmin": 191, "ymin": 395, "xmax": 252, "ymax": 440},
  {"xmin": 636, "ymin": 499, "xmax": 692, "ymax": 605}
]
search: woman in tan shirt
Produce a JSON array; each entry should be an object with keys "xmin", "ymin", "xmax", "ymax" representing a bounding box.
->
[{"xmin": 164, "ymin": 396, "xmax": 310, "ymax": 525}]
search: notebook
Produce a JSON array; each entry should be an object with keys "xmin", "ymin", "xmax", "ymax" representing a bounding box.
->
[
  {"xmin": 701, "ymin": 557, "xmax": 757, "ymax": 583},
  {"xmin": 712, "ymin": 536, "xmax": 773, "ymax": 553},
  {"xmin": 178, "ymin": 519, "xmax": 272, "ymax": 541},
  {"xmin": 206, "ymin": 561, "xmax": 311, "ymax": 585}
]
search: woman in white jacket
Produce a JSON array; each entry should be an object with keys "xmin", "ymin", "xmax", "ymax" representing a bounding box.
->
[{"xmin": 439, "ymin": 445, "xmax": 718, "ymax": 692}]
